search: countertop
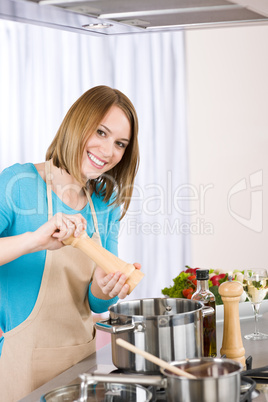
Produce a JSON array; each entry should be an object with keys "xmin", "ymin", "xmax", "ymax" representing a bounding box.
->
[{"xmin": 20, "ymin": 306, "xmax": 268, "ymax": 402}]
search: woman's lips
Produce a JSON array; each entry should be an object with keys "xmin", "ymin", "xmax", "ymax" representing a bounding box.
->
[{"xmin": 87, "ymin": 152, "xmax": 106, "ymax": 169}]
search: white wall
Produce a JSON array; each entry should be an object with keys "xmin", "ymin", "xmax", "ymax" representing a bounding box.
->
[{"xmin": 185, "ymin": 25, "xmax": 268, "ymax": 271}]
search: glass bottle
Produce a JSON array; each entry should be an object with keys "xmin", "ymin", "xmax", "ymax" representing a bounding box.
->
[{"xmin": 192, "ymin": 269, "xmax": 217, "ymax": 357}]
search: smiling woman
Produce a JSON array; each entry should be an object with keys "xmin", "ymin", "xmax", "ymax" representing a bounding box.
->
[
  {"xmin": 46, "ymin": 86, "xmax": 139, "ymax": 218},
  {"xmin": 81, "ymin": 105, "xmax": 131, "ymax": 180},
  {"xmin": 0, "ymin": 85, "xmax": 141, "ymax": 401}
]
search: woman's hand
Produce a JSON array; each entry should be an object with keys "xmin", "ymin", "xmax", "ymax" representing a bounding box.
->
[
  {"xmin": 32, "ymin": 212, "xmax": 87, "ymax": 251},
  {"xmin": 0, "ymin": 212, "xmax": 87, "ymax": 266},
  {"xmin": 92, "ymin": 262, "xmax": 142, "ymax": 300}
]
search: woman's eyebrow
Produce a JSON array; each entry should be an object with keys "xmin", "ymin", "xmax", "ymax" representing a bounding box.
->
[
  {"xmin": 100, "ymin": 124, "xmax": 130, "ymax": 143},
  {"xmin": 99, "ymin": 124, "xmax": 111, "ymax": 133}
]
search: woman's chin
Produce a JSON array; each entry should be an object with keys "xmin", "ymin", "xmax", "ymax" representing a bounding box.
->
[{"xmin": 82, "ymin": 172, "xmax": 101, "ymax": 182}]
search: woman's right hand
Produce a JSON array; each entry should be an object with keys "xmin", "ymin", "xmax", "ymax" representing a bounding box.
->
[
  {"xmin": 32, "ymin": 212, "xmax": 87, "ymax": 251},
  {"xmin": 0, "ymin": 213, "xmax": 87, "ymax": 266}
]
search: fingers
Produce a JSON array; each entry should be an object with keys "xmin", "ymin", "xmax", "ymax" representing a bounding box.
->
[
  {"xmin": 133, "ymin": 262, "xmax": 142, "ymax": 270},
  {"xmin": 51, "ymin": 213, "xmax": 87, "ymax": 241},
  {"xmin": 95, "ymin": 263, "xmax": 142, "ymax": 300},
  {"xmin": 33, "ymin": 212, "xmax": 87, "ymax": 252},
  {"xmin": 100, "ymin": 272, "xmax": 129, "ymax": 299}
]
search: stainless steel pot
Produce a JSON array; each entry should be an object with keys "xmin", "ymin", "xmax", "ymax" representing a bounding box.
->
[
  {"xmin": 79, "ymin": 357, "xmax": 244, "ymax": 402},
  {"xmin": 95, "ymin": 297, "xmax": 211, "ymax": 373},
  {"xmin": 161, "ymin": 357, "xmax": 242, "ymax": 402}
]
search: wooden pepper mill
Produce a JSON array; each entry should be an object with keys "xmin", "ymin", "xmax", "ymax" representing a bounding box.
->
[
  {"xmin": 63, "ymin": 231, "xmax": 144, "ymax": 294},
  {"xmin": 219, "ymin": 280, "xmax": 246, "ymax": 367}
]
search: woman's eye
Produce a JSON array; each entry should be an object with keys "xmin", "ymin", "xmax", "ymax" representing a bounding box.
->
[
  {"xmin": 116, "ymin": 142, "xmax": 126, "ymax": 149},
  {"xmin": 97, "ymin": 129, "xmax": 106, "ymax": 136}
]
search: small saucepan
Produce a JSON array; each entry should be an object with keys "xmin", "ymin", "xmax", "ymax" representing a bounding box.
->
[
  {"xmin": 161, "ymin": 357, "xmax": 243, "ymax": 402},
  {"xmin": 115, "ymin": 338, "xmax": 243, "ymax": 402},
  {"xmin": 79, "ymin": 356, "xmax": 243, "ymax": 402}
]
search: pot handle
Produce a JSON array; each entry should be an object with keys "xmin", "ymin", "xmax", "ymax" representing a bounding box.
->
[
  {"xmin": 95, "ymin": 319, "xmax": 136, "ymax": 334},
  {"xmin": 80, "ymin": 373, "xmax": 166, "ymax": 388},
  {"xmin": 201, "ymin": 306, "xmax": 214, "ymax": 317}
]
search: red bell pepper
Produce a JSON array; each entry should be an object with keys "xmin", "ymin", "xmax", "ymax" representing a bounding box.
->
[
  {"xmin": 210, "ymin": 273, "xmax": 226, "ymax": 287},
  {"xmin": 185, "ymin": 267, "xmax": 199, "ymax": 274}
]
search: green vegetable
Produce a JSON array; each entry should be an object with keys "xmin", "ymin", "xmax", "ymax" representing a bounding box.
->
[
  {"xmin": 161, "ymin": 267, "xmax": 268, "ymax": 304},
  {"xmin": 208, "ymin": 286, "xmax": 223, "ymax": 305},
  {"xmin": 161, "ymin": 272, "xmax": 190, "ymax": 298}
]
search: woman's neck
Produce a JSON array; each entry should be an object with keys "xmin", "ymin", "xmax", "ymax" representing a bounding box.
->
[{"xmin": 36, "ymin": 161, "xmax": 90, "ymax": 211}]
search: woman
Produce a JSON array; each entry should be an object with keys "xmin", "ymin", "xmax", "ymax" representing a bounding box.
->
[{"xmin": 0, "ymin": 85, "xmax": 140, "ymax": 401}]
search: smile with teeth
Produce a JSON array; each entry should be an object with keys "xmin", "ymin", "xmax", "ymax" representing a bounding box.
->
[{"xmin": 87, "ymin": 152, "xmax": 105, "ymax": 167}]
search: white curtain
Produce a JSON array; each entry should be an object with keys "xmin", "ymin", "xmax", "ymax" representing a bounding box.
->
[{"xmin": 0, "ymin": 20, "xmax": 191, "ymax": 299}]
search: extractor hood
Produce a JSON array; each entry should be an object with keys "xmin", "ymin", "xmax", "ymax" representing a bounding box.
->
[{"xmin": 1, "ymin": 0, "xmax": 268, "ymax": 35}]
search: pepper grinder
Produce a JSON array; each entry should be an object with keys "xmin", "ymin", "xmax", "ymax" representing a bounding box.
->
[
  {"xmin": 219, "ymin": 279, "xmax": 246, "ymax": 367},
  {"xmin": 63, "ymin": 231, "xmax": 144, "ymax": 294}
]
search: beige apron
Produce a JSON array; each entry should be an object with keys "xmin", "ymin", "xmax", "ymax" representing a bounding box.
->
[{"xmin": 0, "ymin": 161, "xmax": 100, "ymax": 401}]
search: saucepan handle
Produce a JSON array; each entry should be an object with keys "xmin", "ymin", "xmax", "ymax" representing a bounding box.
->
[
  {"xmin": 95, "ymin": 319, "xmax": 136, "ymax": 334},
  {"xmin": 79, "ymin": 372, "xmax": 166, "ymax": 388}
]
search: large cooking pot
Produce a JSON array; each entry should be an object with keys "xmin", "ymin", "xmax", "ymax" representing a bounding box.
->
[{"xmin": 95, "ymin": 297, "xmax": 212, "ymax": 373}]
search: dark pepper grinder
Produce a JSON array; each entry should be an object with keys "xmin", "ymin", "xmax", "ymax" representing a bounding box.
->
[
  {"xmin": 219, "ymin": 279, "xmax": 246, "ymax": 367},
  {"xmin": 192, "ymin": 269, "xmax": 217, "ymax": 357}
]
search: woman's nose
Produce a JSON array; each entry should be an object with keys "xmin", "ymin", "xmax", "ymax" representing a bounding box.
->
[{"xmin": 100, "ymin": 139, "xmax": 113, "ymax": 157}]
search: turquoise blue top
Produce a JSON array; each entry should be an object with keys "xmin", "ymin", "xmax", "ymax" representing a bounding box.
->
[{"xmin": 0, "ymin": 163, "xmax": 120, "ymax": 355}]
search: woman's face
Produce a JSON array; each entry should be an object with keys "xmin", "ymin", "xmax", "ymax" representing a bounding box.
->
[{"xmin": 81, "ymin": 105, "xmax": 131, "ymax": 181}]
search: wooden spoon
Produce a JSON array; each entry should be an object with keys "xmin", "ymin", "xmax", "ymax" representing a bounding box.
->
[{"xmin": 116, "ymin": 338, "xmax": 196, "ymax": 379}]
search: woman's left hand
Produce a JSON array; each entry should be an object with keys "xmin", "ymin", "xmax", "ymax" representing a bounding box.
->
[{"xmin": 93, "ymin": 263, "xmax": 141, "ymax": 300}]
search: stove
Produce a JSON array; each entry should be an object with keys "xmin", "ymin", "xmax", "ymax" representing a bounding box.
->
[{"xmin": 241, "ymin": 358, "xmax": 268, "ymax": 402}]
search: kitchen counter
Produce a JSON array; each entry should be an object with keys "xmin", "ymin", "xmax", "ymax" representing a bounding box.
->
[{"xmin": 20, "ymin": 309, "xmax": 268, "ymax": 402}]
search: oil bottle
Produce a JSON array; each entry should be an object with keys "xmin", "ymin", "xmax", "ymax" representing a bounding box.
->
[{"xmin": 192, "ymin": 268, "xmax": 217, "ymax": 357}]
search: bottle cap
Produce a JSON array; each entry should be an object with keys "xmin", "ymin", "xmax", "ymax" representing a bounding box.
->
[{"xmin": 196, "ymin": 269, "xmax": 209, "ymax": 280}]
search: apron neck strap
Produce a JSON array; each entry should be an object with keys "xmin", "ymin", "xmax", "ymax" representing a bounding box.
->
[
  {"xmin": 83, "ymin": 187, "xmax": 100, "ymax": 236},
  {"xmin": 45, "ymin": 160, "xmax": 53, "ymax": 221}
]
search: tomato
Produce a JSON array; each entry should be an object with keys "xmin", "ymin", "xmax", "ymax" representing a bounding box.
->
[
  {"xmin": 182, "ymin": 288, "xmax": 194, "ymax": 298},
  {"xmin": 187, "ymin": 293, "xmax": 193, "ymax": 299},
  {"xmin": 187, "ymin": 275, "xmax": 196, "ymax": 281},
  {"xmin": 182, "ymin": 289, "xmax": 188, "ymax": 298},
  {"xmin": 187, "ymin": 275, "xmax": 197, "ymax": 290}
]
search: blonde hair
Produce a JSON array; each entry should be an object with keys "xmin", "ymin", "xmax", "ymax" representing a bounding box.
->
[{"xmin": 46, "ymin": 86, "xmax": 139, "ymax": 218}]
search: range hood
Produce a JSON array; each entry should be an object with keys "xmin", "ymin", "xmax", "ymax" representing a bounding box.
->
[{"xmin": 1, "ymin": 0, "xmax": 268, "ymax": 35}]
